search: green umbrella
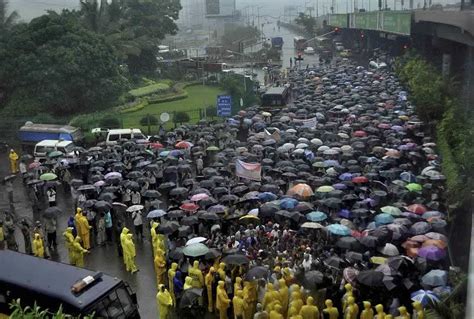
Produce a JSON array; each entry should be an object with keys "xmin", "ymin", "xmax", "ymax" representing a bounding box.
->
[
  {"xmin": 312, "ymin": 162, "xmax": 326, "ymax": 168},
  {"xmin": 316, "ymin": 185, "xmax": 335, "ymax": 193},
  {"xmin": 40, "ymin": 173, "xmax": 58, "ymax": 181},
  {"xmin": 406, "ymin": 183, "xmax": 422, "ymax": 192},
  {"xmin": 47, "ymin": 151, "xmax": 64, "ymax": 158},
  {"xmin": 206, "ymin": 146, "xmax": 220, "ymax": 151},
  {"xmin": 380, "ymin": 205, "xmax": 402, "ymax": 216},
  {"xmin": 183, "ymin": 243, "xmax": 209, "ymax": 257}
]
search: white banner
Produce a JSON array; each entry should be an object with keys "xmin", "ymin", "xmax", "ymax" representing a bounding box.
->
[
  {"xmin": 235, "ymin": 159, "xmax": 262, "ymax": 181},
  {"xmin": 264, "ymin": 129, "xmax": 281, "ymax": 142},
  {"xmin": 293, "ymin": 117, "xmax": 318, "ymax": 128}
]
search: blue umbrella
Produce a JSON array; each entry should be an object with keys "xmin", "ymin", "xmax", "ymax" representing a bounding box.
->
[
  {"xmin": 324, "ymin": 160, "xmax": 339, "ymax": 167},
  {"xmin": 375, "ymin": 213, "xmax": 394, "ymax": 225},
  {"xmin": 326, "ymin": 224, "xmax": 351, "ymax": 236},
  {"xmin": 333, "ymin": 183, "xmax": 348, "ymax": 190},
  {"xmin": 280, "ymin": 198, "xmax": 299, "ymax": 210},
  {"xmin": 411, "ymin": 289, "xmax": 440, "ymax": 306},
  {"xmin": 258, "ymin": 192, "xmax": 278, "ymax": 202},
  {"xmin": 339, "ymin": 173, "xmax": 353, "ymax": 181},
  {"xmin": 422, "ymin": 269, "xmax": 448, "ymax": 287},
  {"xmin": 306, "ymin": 211, "xmax": 328, "ymax": 222},
  {"xmin": 338, "ymin": 209, "xmax": 352, "ymax": 219},
  {"xmin": 422, "ymin": 211, "xmax": 445, "ymax": 220},
  {"xmin": 169, "ymin": 150, "xmax": 184, "ymax": 157},
  {"xmin": 400, "ymin": 172, "xmax": 417, "ymax": 183},
  {"xmin": 147, "ymin": 209, "xmax": 167, "ymax": 218},
  {"xmin": 159, "ymin": 151, "xmax": 170, "ymax": 157}
]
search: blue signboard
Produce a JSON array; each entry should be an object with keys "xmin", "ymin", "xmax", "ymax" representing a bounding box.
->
[{"xmin": 217, "ymin": 95, "xmax": 232, "ymax": 117}]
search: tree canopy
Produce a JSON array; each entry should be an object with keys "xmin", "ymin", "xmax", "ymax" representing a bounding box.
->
[
  {"xmin": 0, "ymin": 12, "xmax": 128, "ymax": 115},
  {"xmin": 295, "ymin": 13, "xmax": 317, "ymax": 35}
]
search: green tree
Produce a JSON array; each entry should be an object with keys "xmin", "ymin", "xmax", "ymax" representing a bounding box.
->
[
  {"xmin": 0, "ymin": 0, "xmax": 19, "ymax": 31},
  {"xmin": 99, "ymin": 115, "xmax": 121, "ymax": 128},
  {"xmin": 139, "ymin": 114, "xmax": 158, "ymax": 126},
  {"xmin": 295, "ymin": 12, "xmax": 317, "ymax": 35},
  {"xmin": 0, "ymin": 12, "xmax": 128, "ymax": 115},
  {"xmin": 173, "ymin": 111, "xmax": 190, "ymax": 126}
]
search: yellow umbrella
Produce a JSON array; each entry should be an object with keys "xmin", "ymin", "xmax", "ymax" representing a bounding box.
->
[
  {"xmin": 261, "ymin": 111, "xmax": 272, "ymax": 117},
  {"xmin": 239, "ymin": 215, "xmax": 260, "ymax": 221},
  {"xmin": 316, "ymin": 185, "xmax": 335, "ymax": 193},
  {"xmin": 369, "ymin": 256, "xmax": 387, "ymax": 265}
]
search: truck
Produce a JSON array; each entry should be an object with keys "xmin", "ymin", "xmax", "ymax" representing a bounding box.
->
[
  {"xmin": 18, "ymin": 122, "xmax": 83, "ymax": 152},
  {"xmin": 271, "ymin": 37, "xmax": 284, "ymax": 50}
]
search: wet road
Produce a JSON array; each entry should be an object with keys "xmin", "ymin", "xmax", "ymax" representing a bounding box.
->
[{"xmin": 0, "ymin": 157, "xmax": 158, "ymax": 318}]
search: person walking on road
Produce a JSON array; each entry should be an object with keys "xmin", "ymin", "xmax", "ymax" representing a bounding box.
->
[
  {"xmin": 72, "ymin": 236, "xmax": 88, "ymax": 267},
  {"xmin": 20, "ymin": 219, "xmax": 32, "ymax": 255},
  {"xmin": 123, "ymin": 233, "xmax": 138, "ymax": 273},
  {"xmin": 32, "ymin": 233, "xmax": 44, "ymax": 258},
  {"xmin": 44, "ymin": 216, "xmax": 57, "ymax": 250},
  {"xmin": 132, "ymin": 209, "xmax": 144, "ymax": 239},
  {"xmin": 9, "ymin": 149, "xmax": 19, "ymax": 173},
  {"xmin": 46, "ymin": 187, "xmax": 57, "ymax": 207},
  {"xmin": 63, "ymin": 227, "xmax": 75, "ymax": 264}
]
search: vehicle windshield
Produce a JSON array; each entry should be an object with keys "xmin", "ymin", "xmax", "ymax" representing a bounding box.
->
[
  {"xmin": 90, "ymin": 287, "xmax": 133, "ymax": 318},
  {"xmin": 62, "ymin": 143, "xmax": 75, "ymax": 153}
]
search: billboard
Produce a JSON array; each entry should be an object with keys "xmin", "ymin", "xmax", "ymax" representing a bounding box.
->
[
  {"xmin": 349, "ymin": 11, "xmax": 411, "ymax": 36},
  {"xmin": 382, "ymin": 12, "xmax": 411, "ymax": 35},
  {"xmin": 206, "ymin": 0, "xmax": 235, "ymax": 17},
  {"xmin": 328, "ymin": 14, "xmax": 348, "ymax": 28}
]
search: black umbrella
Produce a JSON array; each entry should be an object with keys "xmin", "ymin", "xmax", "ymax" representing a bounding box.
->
[
  {"xmin": 222, "ymin": 254, "xmax": 250, "ymax": 265},
  {"xmin": 179, "ymin": 288, "xmax": 203, "ymax": 309},
  {"xmin": 181, "ymin": 215, "xmax": 199, "ymax": 226},
  {"xmin": 177, "ymin": 225, "xmax": 192, "ymax": 237},
  {"xmin": 303, "ymin": 270, "xmax": 324, "ymax": 289},
  {"xmin": 167, "ymin": 210, "xmax": 185, "ymax": 219},
  {"xmin": 98, "ymin": 192, "xmax": 116, "ymax": 201},
  {"xmin": 84, "ymin": 199, "xmax": 97, "ymax": 208},
  {"xmin": 199, "ymin": 212, "xmax": 220, "ymax": 221},
  {"xmin": 324, "ymin": 256, "xmax": 345, "ymax": 269},
  {"xmin": 356, "ymin": 270, "xmax": 384, "ymax": 287},
  {"xmin": 170, "ymin": 187, "xmax": 188, "ymax": 196},
  {"xmin": 94, "ymin": 200, "xmax": 112, "ymax": 210},
  {"xmin": 336, "ymin": 237, "xmax": 362, "ymax": 251},
  {"xmin": 158, "ymin": 182, "xmax": 176, "ymax": 190},
  {"xmin": 43, "ymin": 206, "xmax": 62, "ymax": 219},
  {"xmin": 220, "ymin": 194, "xmax": 238, "ymax": 203},
  {"xmin": 245, "ymin": 266, "xmax": 269, "ymax": 281},
  {"xmin": 345, "ymin": 251, "xmax": 364, "ymax": 262},
  {"xmin": 158, "ymin": 221, "xmax": 180, "ymax": 234},
  {"xmin": 77, "ymin": 184, "xmax": 96, "ymax": 191},
  {"xmin": 143, "ymin": 190, "xmax": 161, "ymax": 198},
  {"xmin": 169, "ymin": 247, "xmax": 184, "ymax": 261},
  {"xmin": 204, "ymin": 248, "xmax": 222, "ymax": 260}
]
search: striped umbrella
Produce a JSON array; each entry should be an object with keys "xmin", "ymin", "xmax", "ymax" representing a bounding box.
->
[{"xmin": 411, "ymin": 289, "xmax": 440, "ymax": 306}]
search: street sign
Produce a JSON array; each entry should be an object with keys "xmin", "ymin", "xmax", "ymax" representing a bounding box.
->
[
  {"xmin": 160, "ymin": 112, "xmax": 170, "ymax": 122},
  {"xmin": 217, "ymin": 95, "xmax": 232, "ymax": 117}
]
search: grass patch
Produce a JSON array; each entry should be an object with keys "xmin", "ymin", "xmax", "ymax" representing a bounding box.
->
[
  {"xmin": 129, "ymin": 82, "xmax": 170, "ymax": 98},
  {"xmin": 121, "ymin": 85, "xmax": 222, "ymax": 130}
]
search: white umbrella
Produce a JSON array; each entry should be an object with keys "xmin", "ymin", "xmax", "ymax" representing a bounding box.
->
[
  {"xmin": 186, "ymin": 237, "xmax": 207, "ymax": 246},
  {"xmin": 310, "ymin": 138, "xmax": 323, "ymax": 146},
  {"xmin": 248, "ymin": 208, "xmax": 259, "ymax": 216},
  {"xmin": 379, "ymin": 243, "xmax": 400, "ymax": 256},
  {"xmin": 126, "ymin": 205, "xmax": 144, "ymax": 212},
  {"xmin": 301, "ymin": 222, "xmax": 324, "ymax": 229}
]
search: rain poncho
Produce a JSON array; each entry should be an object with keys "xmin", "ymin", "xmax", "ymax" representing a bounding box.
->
[
  {"xmin": 123, "ymin": 233, "xmax": 137, "ymax": 273},
  {"xmin": 299, "ymin": 296, "xmax": 319, "ymax": 319},
  {"xmin": 75, "ymin": 211, "xmax": 91, "ymax": 249},
  {"xmin": 154, "ymin": 249, "xmax": 166, "ymax": 286},
  {"xmin": 72, "ymin": 236, "xmax": 88, "ymax": 267},
  {"xmin": 168, "ymin": 262, "xmax": 178, "ymax": 304},
  {"xmin": 216, "ymin": 281, "xmax": 230, "ymax": 319},
  {"xmin": 156, "ymin": 284, "xmax": 173, "ymax": 319},
  {"xmin": 188, "ymin": 260, "xmax": 204, "ymax": 288},
  {"xmin": 32, "ymin": 233, "xmax": 44, "ymax": 258},
  {"xmin": 205, "ymin": 267, "xmax": 215, "ymax": 312},
  {"xmin": 9, "ymin": 149, "xmax": 18, "ymax": 173}
]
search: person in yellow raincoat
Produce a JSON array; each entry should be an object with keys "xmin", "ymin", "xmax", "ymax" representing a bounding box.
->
[
  {"xmin": 396, "ymin": 306, "xmax": 410, "ymax": 319},
  {"xmin": 269, "ymin": 304, "xmax": 283, "ymax": 319},
  {"xmin": 189, "ymin": 260, "xmax": 204, "ymax": 288},
  {"xmin": 288, "ymin": 291, "xmax": 304, "ymax": 314},
  {"xmin": 278, "ymin": 278, "xmax": 289, "ymax": 316},
  {"xmin": 216, "ymin": 281, "xmax": 230, "ymax": 319},
  {"xmin": 120, "ymin": 227, "xmax": 130, "ymax": 264},
  {"xmin": 123, "ymin": 233, "xmax": 138, "ymax": 273},
  {"xmin": 218, "ymin": 262, "xmax": 226, "ymax": 281},
  {"xmin": 183, "ymin": 276, "xmax": 193, "ymax": 290},
  {"xmin": 342, "ymin": 283, "xmax": 354, "ymax": 312},
  {"xmin": 156, "ymin": 284, "xmax": 173, "ymax": 319},
  {"xmin": 360, "ymin": 301, "xmax": 374, "ymax": 319},
  {"xmin": 205, "ymin": 267, "xmax": 216, "ymax": 312},
  {"xmin": 75, "ymin": 209, "xmax": 91, "ymax": 249},
  {"xmin": 32, "ymin": 233, "xmax": 44, "ymax": 258},
  {"xmin": 168, "ymin": 262, "xmax": 178, "ymax": 305},
  {"xmin": 63, "ymin": 227, "xmax": 75, "ymax": 264},
  {"xmin": 300, "ymin": 296, "xmax": 319, "ymax": 319},
  {"xmin": 72, "ymin": 236, "xmax": 88, "ymax": 267},
  {"xmin": 322, "ymin": 299, "xmax": 339, "ymax": 319},
  {"xmin": 232, "ymin": 289, "xmax": 246, "ymax": 319},
  {"xmin": 234, "ymin": 276, "xmax": 243, "ymax": 295},
  {"xmin": 9, "ymin": 149, "xmax": 19, "ymax": 174},
  {"xmin": 412, "ymin": 301, "xmax": 424, "ymax": 319},
  {"xmin": 263, "ymin": 283, "xmax": 280, "ymax": 313},
  {"xmin": 344, "ymin": 296, "xmax": 358, "ymax": 319},
  {"xmin": 150, "ymin": 221, "xmax": 159, "ymax": 254},
  {"xmin": 243, "ymin": 280, "xmax": 258, "ymax": 319},
  {"xmin": 374, "ymin": 304, "xmax": 386, "ymax": 319},
  {"xmin": 154, "ymin": 248, "xmax": 166, "ymax": 286}
]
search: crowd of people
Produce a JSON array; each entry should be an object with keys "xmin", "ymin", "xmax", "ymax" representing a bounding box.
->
[{"xmin": 1, "ymin": 59, "xmax": 453, "ymax": 319}]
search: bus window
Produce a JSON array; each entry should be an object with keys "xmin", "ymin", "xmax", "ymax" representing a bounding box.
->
[{"xmin": 91, "ymin": 287, "xmax": 133, "ymax": 318}]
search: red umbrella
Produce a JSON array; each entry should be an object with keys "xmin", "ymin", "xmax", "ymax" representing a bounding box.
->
[
  {"xmin": 150, "ymin": 142, "xmax": 164, "ymax": 149},
  {"xmin": 29, "ymin": 162, "xmax": 41, "ymax": 169},
  {"xmin": 352, "ymin": 176, "xmax": 369, "ymax": 184},
  {"xmin": 406, "ymin": 204, "xmax": 427, "ymax": 215},
  {"xmin": 175, "ymin": 141, "xmax": 193, "ymax": 149},
  {"xmin": 377, "ymin": 123, "xmax": 391, "ymax": 129},
  {"xmin": 180, "ymin": 203, "xmax": 199, "ymax": 212},
  {"xmin": 353, "ymin": 130, "xmax": 367, "ymax": 137}
]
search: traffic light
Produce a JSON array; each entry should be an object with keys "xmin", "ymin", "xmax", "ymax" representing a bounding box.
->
[{"xmin": 360, "ymin": 31, "xmax": 365, "ymax": 38}]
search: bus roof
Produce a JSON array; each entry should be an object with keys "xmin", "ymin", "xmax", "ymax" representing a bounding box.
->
[
  {"xmin": 0, "ymin": 251, "xmax": 121, "ymax": 311},
  {"xmin": 263, "ymin": 87, "xmax": 288, "ymax": 95},
  {"xmin": 294, "ymin": 36, "xmax": 306, "ymax": 41},
  {"xmin": 19, "ymin": 123, "xmax": 80, "ymax": 134}
]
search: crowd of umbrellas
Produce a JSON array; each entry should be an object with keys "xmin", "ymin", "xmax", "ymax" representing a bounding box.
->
[{"xmin": 20, "ymin": 59, "xmax": 453, "ymax": 315}]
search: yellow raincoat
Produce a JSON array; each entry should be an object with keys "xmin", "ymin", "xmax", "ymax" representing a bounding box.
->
[
  {"xmin": 154, "ymin": 248, "xmax": 166, "ymax": 286},
  {"xmin": 9, "ymin": 149, "xmax": 18, "ymax": 173},
  {"xmin": 72, "ymin": 236, "xmax": 88, "ymax": 267},
  {"xmin": 156, "ymin": 284, "xmax": 173, "ymax": 319},
  {"xmin": 323, "ymin": 299, "xmax": 339, "ymax": 319},
  {"xmin": 63, "ymin": 227, "xmax": 75, "ymax": 264},
  {"xmin": 168, "ymin": 262, "xmax": 178, "ymax": 305},
  {"xmin": 205, "ymin": 267, "xmax": 215, "ymax": 312},
  {"xmin": 123, "ymin": 234, "xmax": 138, "ymax": 273},
  {"xmin": 360, "ymin": 301, "xmax": 374, "ymax": 319},
  {"xmin": 216, "ymin": 281, "xmax": 230, "ymax": 319},
  {"xmin": 32, "ymin": 233, "xmax": 44, "ymax": 258},
  {"xmin": 189, "ymin": 260, "xmax": 204, "ymax": 288},
  {"xmin": 300, "ymin": 296, "xmax": 319, "ymax": 319}
]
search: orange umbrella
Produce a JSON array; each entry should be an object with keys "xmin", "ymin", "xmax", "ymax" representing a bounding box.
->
[
  {"xmin": 422, "ymin": 239, "xmax": 447, "ymax": 249},
  {"xmin": 402, "ymin": 240, "xmax": 420, "ymax": 250},
  {"xmin": 406, "ymin": 247, "xmax": 419, "ymax": 258},
  {"xmin": 287, "ymin": 183, "xmax": 314, "ymax": 199}
]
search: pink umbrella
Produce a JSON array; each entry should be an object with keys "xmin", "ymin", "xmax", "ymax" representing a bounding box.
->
[{"xmin": 190, "ymin": 193, "xmax": 210, "ymax": 201}]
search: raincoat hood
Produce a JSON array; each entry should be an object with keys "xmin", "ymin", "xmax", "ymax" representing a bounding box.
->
[
  {"xmin": 184, "ymin": 276, "xmax": 193, "ymax": 286},
  {"xmin": 171, "ymin": 262, "xmax": 178, "ymax": 271},
  {"xmin": 325, "ymin": 299, "xmax": 333, "ymax": 307},
  {"xmin": 363, "ymin": 301, "xmax": 371, "ymax": 309},
  {"xmin": 398, "ymin": 306, "xmax": 408, "ymax": 314},
  {"xmin": 122, "ymin": 227, "xmax": 130, "ymax": 235},
  {"xmin": 76, "ymin": 207, "xmax": 82, "ymax": 214},
  {"xmin": 267, "ymin": 283, "xmax": 274, "ymax": 291},
  {"xmin": 235, "ymin": 277, "xmax": 242, "ymax": 284},
  {"xmin": 307, "ymin": 296, "xmax": 314, "ymax": 305},
  {"xmin": 375, "ymin": 304, "xmax": 384, "ymax": 313},
  {"xmin": 126, "ymin": 233, "xmax": 132, "ymax": 240},
  {"xmin": 66, "ymin": 227, "xmax": 73, "ymax": 234},
  {"xmin": 209, "ymin": 266, "xmax": 215, "ymax": 273},
  {"xmin": 344, "ymin": 283, "xmax": 353, "ymax": 291},
  {"xmin": 278, "ymin": 278, "xmax": 287, "ymax": 288},
  {"xmin": 152, "ymin": 222, "xmax": 159, "ymax": 229},
  {"xmin": 218, "ymin": 280, "xmax": 225, "ymax": 288},
  {"xmin": 219, "ymin": 262, "xmax": 225, "ymax": 270},
  {"xmin": 412, "ymin": 301, "xmax": 422, "ymax": 310},
  {"xmin": 34, "ymin": 233, "xmax": 40, "ymax": 240},
  {"xmin": 347, "ymin": 296, "xmax": 355, "ymax": 305},
  {"xmin": 74, "ymin": 236, "xmax": 82, "ymax": 243},
  {"xmin": 193, "ymin": 260, "xmax": 199, "ymax": 269}
]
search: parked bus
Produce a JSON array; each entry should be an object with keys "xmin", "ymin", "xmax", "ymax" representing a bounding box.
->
[
  {"xmin": 0, "ymin": 251, "xmax": 140, "ymax": 318},
  {"xmin": 293, "ymin": 36, "xmax": 307, "ymax": 51},
  {"xmin": 261, "ymin": 86, "xmax": 290, "ymax": 109}
]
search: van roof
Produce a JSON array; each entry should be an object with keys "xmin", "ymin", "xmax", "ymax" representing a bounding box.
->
[
  {"xmin": 19, "ymin": 123, "xmax": 79, "ymax": 134},
  {"xmin": 35, "ymin": 140, "xmax": 74, "ymax": 147},
  {"xmin": 0, "ymin": 251, "xmax": 120, "ymax": 311},
  {"xmin": 108, "ymin": 129, "xmax": 143, "ymax": 134}
]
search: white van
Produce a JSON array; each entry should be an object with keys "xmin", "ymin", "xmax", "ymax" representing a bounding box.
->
[
  {"xmin": 105, "ymin": 129, "xmax": 146, "ymax": 145},
  {"xmin": 34, "ymin": 140, "xmax": 76, "ymax": 160}
]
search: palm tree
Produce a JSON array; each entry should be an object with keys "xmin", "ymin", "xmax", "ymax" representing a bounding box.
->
[{"xmin": 0, "ymin": 0, "xmax": 19, "ymax": 30}]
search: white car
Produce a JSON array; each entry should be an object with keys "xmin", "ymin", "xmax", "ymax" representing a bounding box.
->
[{"xmin": 304, "ymin": 47, "xmax": 315, "ymax": 55}]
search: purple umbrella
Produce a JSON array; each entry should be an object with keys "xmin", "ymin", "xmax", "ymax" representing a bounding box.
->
[
  {"xmin": 338, "ymin": 209, "xmax": 352, "ymax": 219},
  {"xmin": 418, "ymin": 246, "xmax": 447, "ymax": 261},
  {"xmin": 339, "ymin": 173, "xmax": 353, "ymax": 181},
  {"xmin": 333, "ymin": 183, "xmax": 348, "ymax": 190}
]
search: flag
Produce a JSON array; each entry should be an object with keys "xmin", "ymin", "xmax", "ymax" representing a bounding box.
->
[
  {"xmin": 235, "ymin": 159, "xmax": 262, "ymax": 181},
  {"xmin": 293, "ymin": 117, "xmax": 318, "ymax": 128}
]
